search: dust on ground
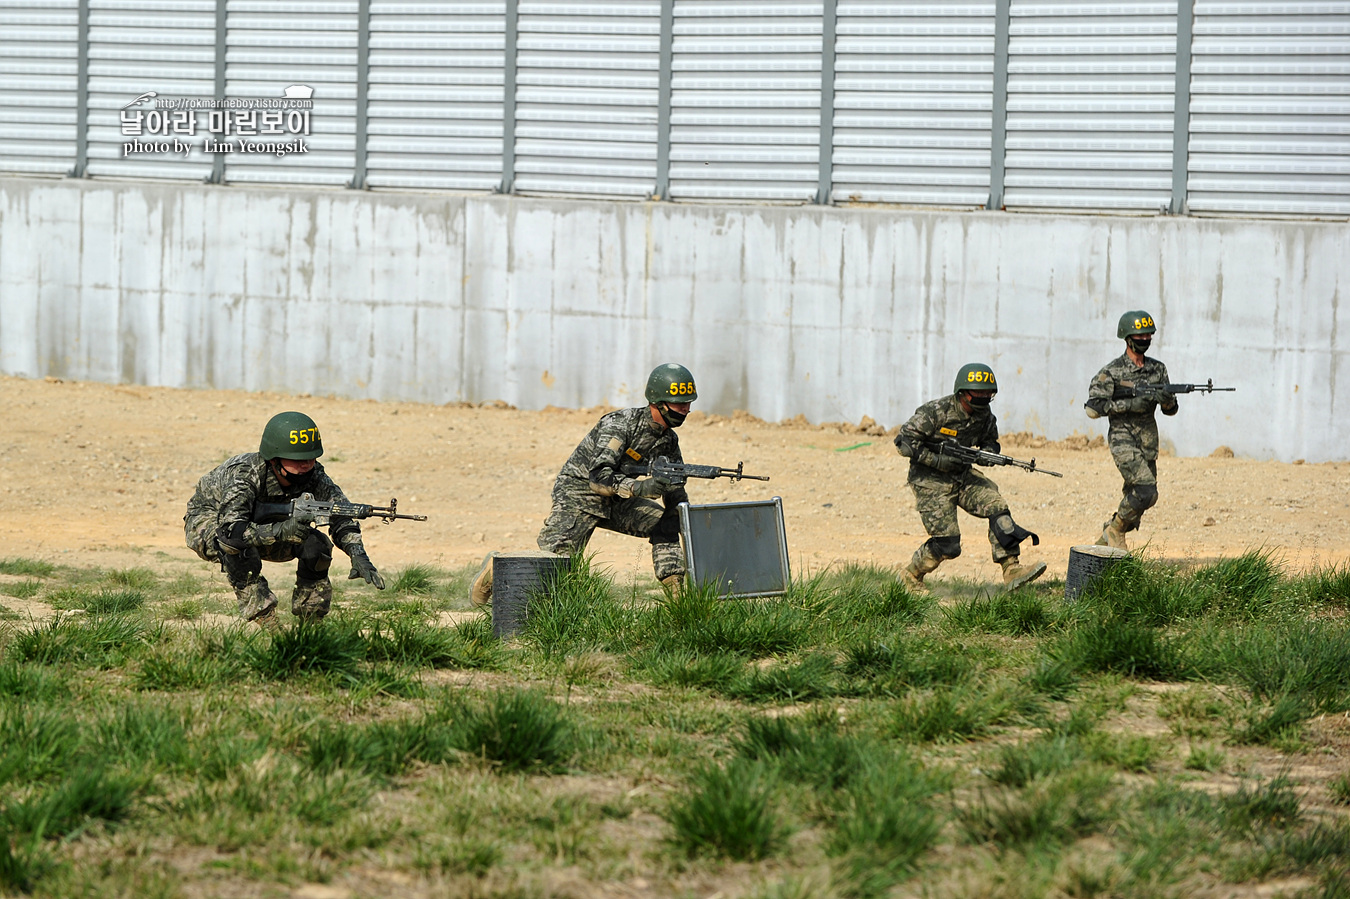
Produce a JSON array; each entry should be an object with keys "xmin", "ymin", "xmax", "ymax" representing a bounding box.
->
[{"xmin": 2, "ymin": 375, "xmax": 1347, "ymax": 593}]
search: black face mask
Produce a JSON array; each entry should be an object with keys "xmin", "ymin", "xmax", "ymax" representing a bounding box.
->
[
  {"xmin": 659, "ymin": 403, "xmax": 688, "ymax": 428},
  {"xmin": 272, "ymin": 460, "xmax": 315, "ymax": 490},
  {"xmin": 968, "ymin": 395, "xmax": 993, "ymax": 408},
  {"xmin": 1128, "ymin": 337, "xmax": 1152, "ymax": 354}
]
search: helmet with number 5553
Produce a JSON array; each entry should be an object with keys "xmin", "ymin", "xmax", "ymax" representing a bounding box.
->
[
  {"xmin": 953, "ymin": 363, "xmax": 998, "ymax": 395},
  {"xmin": 260, "ymin": 411, "xmax": 324, "ymax": 461},
  {"xmin": 645, "ymin": 363, "xmax": 698, "ymax": 404}
]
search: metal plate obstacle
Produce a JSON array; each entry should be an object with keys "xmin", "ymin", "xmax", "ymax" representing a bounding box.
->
[
  {"xmin": 1065, "ymin": 545, "xmax": 1130, "ymax": 601},
  {"xmin": 677, "ymin": 498, "xmax": 791, "ymax": 598},
  {"xmin": 491, "ymin": 551, "xmax": 570, "ymax": 638}
]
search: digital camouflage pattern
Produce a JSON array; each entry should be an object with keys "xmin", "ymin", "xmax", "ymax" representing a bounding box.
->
[
  {"xmin": 1087, "ymin": 353, "xmax": 1178, "ymax": 530},
  {"xmin": 184, "ymin": 452, "xmax": 363, "ymax": 559},
  {"xmin": 897, "ymin": 394, "xmax": 1016, "ymax": 562},
  {"xmin": 537, "ymin": 406, "xmax": 688, "ymax": 580}
]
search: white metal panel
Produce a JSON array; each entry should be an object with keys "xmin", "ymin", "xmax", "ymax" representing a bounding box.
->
[
  {"xmin": 224, "ymin": 0, "xmax": 357, "ymax": 186},
  {"xmin": 1003, "ymin": 0, "xmax": 1177, "ymax": 211},
  {"xmin": 832, "ymin": 2, "xmax": 994, "ymax": 207},
  {"xmin": 669, "ymin": 0, "xmax": 821, "ymax": 202},
  {"xmin": 366, "ymin": 1, "xmax": 504, "ymax": 191},
  {"xmin": 1188, "ymin": 1, "xmax": 1350, "ymax": 216},
  {"xmin": 0, "ymin": 1, "xmax": 78, "ymax": 175},
  {"xmin": 513, "ymin": 0, "xmax": 659, "ymax": 197},
  {"xmin": 86, "ymin": 0, "xmax": 216, "ymax": 181}
]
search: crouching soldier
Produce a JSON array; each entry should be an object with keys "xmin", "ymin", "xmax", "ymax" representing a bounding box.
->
[
  {"xmin": 895, "ymin": 364, "xmax": 1047, "ymax": 593},
  {"xmin": 184, "ymin": 411, "xmax": 385, "ymax": 624},
  {"xmin": 471, "ymin": 363, "xmax": 695, "ymax": 605}
]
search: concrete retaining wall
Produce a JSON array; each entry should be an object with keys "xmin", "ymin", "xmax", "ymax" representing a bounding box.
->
[{"xmin": 1, "ymin": 176, "xmax": 1346, "ymax": 460}]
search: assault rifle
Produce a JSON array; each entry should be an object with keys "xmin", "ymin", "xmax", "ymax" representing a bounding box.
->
[
  {"xmin": 922, "ymin": 439, "xmax": 1063, "ymax": 478},
  {"xmin": 620, "ymin": 455, "xmax": 769, "ymax": 486},
  {"xmin": 1112, "ymin": 378, "xmax": 1235, "ymax": 400},
  {"xmin": 253, "ymin": 492, "xmax": 428, "ymax": 526}
]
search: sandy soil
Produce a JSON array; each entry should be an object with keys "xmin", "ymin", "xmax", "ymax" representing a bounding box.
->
[{"xmin": 1, "ymin": 374, "xmax": 1348, "ymax": 592}]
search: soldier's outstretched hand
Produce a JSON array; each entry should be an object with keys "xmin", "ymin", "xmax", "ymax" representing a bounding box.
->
[{"xmin": 347, "ymin": 546, "xmax": 386, "ymax": 590}]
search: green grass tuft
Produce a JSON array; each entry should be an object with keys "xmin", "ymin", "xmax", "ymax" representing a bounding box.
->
[
  {"xmin": 390, "ymin": 564, "xmax": 438, "ymax": 595},
  {"xmin": 449, "ymin": 690, "xmax": 576, "ymax": 773},
  {"xmin": 247, "ymin": 618, "xmax": 367, "ymax": 682},
  {"xmin": 0, "ymin": 558, "xmax": 56, "ymax": 578},
  {"xmin": 0, "ymin": 580, "xmax": 42, "ymax": 599},
  {"xmin": 664, "ymin": 758, "xmax": 789, "ymax": 861}
]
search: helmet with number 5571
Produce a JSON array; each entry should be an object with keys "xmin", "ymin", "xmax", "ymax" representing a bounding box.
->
[{"xmin": 260, "ymin": 411, "xmax": 324, "ymax": 461}]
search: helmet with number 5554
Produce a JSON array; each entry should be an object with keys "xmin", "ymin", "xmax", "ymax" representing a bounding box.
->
[
  {"xmin": 260, "ymin": 411, "xmax": 324, "ymax": 461},
  {"xmin": 1117, "ymin": 310, "xmax": 1157, "ymax": 339},
  {"xmin": 645, "ymin": 363, "xmax": 698, "ymax": 404},
  {"xmin": 953, "ymin": 363, "xmax": 998, "ymax": 395}
]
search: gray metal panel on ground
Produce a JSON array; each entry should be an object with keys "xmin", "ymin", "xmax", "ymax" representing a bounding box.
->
[
  {"xmin": 1002, "ymin": 0, "xmax": 1179, "ymax": 212},
  {"xmin": 366, "ymin": 1, "xmax": 505, "ymax": 191},
  {"xmin": 224, "ymin": 0, "xmax": 358, "ymax": 186},
  {"xmin": 668, "ymin": 0, "xmax": 822, "ymax": 202},
  {"xmin": 0, "ymin": 1, "xmax": 79, "ymax": 175},
  {"xmin": 1187, "ymin": 0, "xmax": 1350, "ymax": 217},
  {"xmin": 831, "ymin": 1, "xmax": 995, "ymax": 208},
  {"xmin": 678, "ymin": 498, "xmax": 791, "ymax": 598},
  {"xmin": 512, "ymin": 0, "xmax": 659, "ymax": 198},
  {"xmin": 85, "ymin": 0, "xmax": 216, "ymax": 181}
]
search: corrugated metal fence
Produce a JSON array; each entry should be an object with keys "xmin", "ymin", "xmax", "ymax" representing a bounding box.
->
[{"xmin": 0, "ymin": 0, "xmax": 1345, "ymax": 216}]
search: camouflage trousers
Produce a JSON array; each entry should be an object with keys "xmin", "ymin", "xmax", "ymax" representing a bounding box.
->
[
  {"xmin": 909, "ymin": 468, "xmax": 1015, "ymax": 563},
  {"xmin": 184, "ymin": 513, "xmax": 334, "ymax": 619},
  {"xmin": 536, "ymin": 497, "xmax": 686, "ymax": 581},
  {"xmin": 1109, "ymin": 441, "xmax": 1159, "ymax": 531}
]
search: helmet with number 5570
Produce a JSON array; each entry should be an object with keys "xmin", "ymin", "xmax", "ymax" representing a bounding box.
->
[
  {"xmin": 260, "ymin": 411, "xmax": 324, "ymax": 461},
  {"xmin": 953, "ymin": 363, "xmax": 998, "ymax": 395}
]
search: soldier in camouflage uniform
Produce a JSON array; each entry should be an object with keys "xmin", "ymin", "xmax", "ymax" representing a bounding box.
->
[
  {"xmin": 894, "ymin": 363, "xmax": 1047, "ymax": 593},
  {"xmin": 184, "ymin": 411, "xmax": 386, "ymax": 624},
  {"xmin": 471, "ymin": 364, "xmax": 696, "ymax": 605},
  {"xmin": 1084, "ymin": 310, "xmax": 1179, "ymax": 549}
]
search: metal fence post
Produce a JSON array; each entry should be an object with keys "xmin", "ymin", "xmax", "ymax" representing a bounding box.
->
[
  {"xmin": 69, "ymin": 0, "xmax": 89, "ymax": 177},
  {"xmin": 987, "ymin": 0, "xmax": 1011, "ymax": 210},
  {"xmin": 1170, "ymin": 0, "xmax": 1194, "ymax": 214},
  {"xmin": 350, "ymin": 0, "xmax": 370, "ymax": 189},
  {"xmin": 815, "ymin": 0, "xmax": 837, "ymax": 205},
  {"xmin": 500, "ymin": 0, "xmax": 518, "ymax": 193},
  {"xmin": 207, "ymin": 0, "xmax": 227, "ymax": 184},
  {"xmin": 654, "ymin": 0, "xmax": 673, "ymax": 199}
]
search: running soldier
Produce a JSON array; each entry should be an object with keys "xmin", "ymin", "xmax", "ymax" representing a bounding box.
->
[
  {"xmin": 1084, "ymin": 310, "xmax": 1178, "ymax": 549},
  {"xmin": 471, "ymin": 363, "xmax": 696, "ymax": 605},
  {"xmin": 895, "ymin": 364, "xmax": 1047, "ymax": 593},
  {"xmin": 185, "ymin": 411, "xmax": 385, "ymax": 624}
]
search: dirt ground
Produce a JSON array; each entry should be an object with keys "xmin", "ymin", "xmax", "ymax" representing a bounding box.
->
[{"xmin": 2, "ymin": 374, "xmax": 1348, "ymax": 592}]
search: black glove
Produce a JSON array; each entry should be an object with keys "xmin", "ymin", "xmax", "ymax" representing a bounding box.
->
[
  {"xmin": 347, "ymin": 546, "xmax": 386, "ymax": 589},
  {"xmin": 632, "ymin": 475, "xmax": 673, "ymax": 499},
  {"xmin": 259, "ymin": 516, "xmax": 308, "ymax": 545}
]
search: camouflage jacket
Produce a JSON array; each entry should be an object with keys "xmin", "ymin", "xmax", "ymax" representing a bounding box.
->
[
  {"xmin": 185, "ymin": 452, "xmax": 362, "ymax": 550},
  {"xmin": 551, "ymin": 406, "xmax": 689, "ymax": 515},
  {"xmin": 896, "ymin": 394, "xmax": 1000, "ymax": 481},
  {"xmin": 1085, "ymin": 353, "xmax": 1178, "ymax": 459}
]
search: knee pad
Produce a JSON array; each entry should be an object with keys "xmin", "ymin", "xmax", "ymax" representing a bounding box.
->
[
  {"xmin": 649, "ymin": 507, "xmax": 682, "ymax": 545},
  {"xmin": 990, "ymin": 513, "xmax": 1040, "ymax": 551},
  {"xmin": 298, "ymin": 529, "xmax": 334, "ymax": 574},
  {"xmin": 1126, "ymin": 484, "xmax": 1158, "ymax": 513},
  {"xmin": 925, "ymin": 535, "xmax": 962, "ymax": 560}
]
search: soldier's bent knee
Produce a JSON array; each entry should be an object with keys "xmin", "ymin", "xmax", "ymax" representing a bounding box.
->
[
  {"xmin": 1126, "ymin": 484, "xmax": 1159, "ymax": 513},
  {"xmin": 925, "ymin": 535, "xmax": 962, "ymax": 560},
  {"xmin": 298, "ymin": 529, "xmax": 333, "ymax": 572}
]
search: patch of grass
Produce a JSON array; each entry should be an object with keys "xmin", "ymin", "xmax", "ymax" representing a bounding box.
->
[
  {"xmin": 449, "ymin": 690, "xmax": 577, "ymax": 774},
  {"xmin": 958, "ymin": 765, "xmax": 1115, "ymax": 850},
  {"xmin": 8, "ymin": 613, "xmax": 159, "ymax": 668},
  {"xmin": 366, "ymin": 614, "xmax": 500, "ymax": 669},
  {"xmin": 92, "ymin": 702, "xmax": 192, "ymax": 771},
  {"xmin": 522, "ymin": 555, "xmax": 633, "ymax": 660},
  {"xmin": 733, "ymin": 711, "xmax": 866, "ymax": 791},
  {"xmin": 107, "ymin": 568, "xmax": 157, "ymax": 591},
  {"xmin": 1185, "ymin": 745, "xmax": 1227, "ymax": 772},
  {"xmin": 840, "ymin": 635, "xmax": 976, "ymax": 693},
  {"xmin": 728, "ymin": 653, "xmax": 838, "ymax": 703},
  {"xmin": 1159, "ymin": 685, "xmax": 1227, "ymax": 738},
  {"xmin": 247, "ymin": 618, "xmax": 367, "ymax": 682},
  {"xmin": 645, "ymin": 581, "xmax": 812, "ymax": 658},
  {"xmin": 944, "ymin": 591, "xmax": 1059, "ymax": 636},
  {"xmin": 1221, "ymin": 774, "xmax": 1302, "ymax": 833},
  {"xmin": 664, "ymin": 758, "xmax": 789, "ymax": 861},
  {"xmin": 2, "ymin": 765, "xmax": 146, "ymax": 838},
  {"xmin": 305, "ymin": 716, "xmax": 454, "ymax": 778},
  {"xmin": 888, "ymin": 684, "xmax": 1017, "ymax": 744},
  {"xmin": 799, "ymin": 564, "xmax": 933, "ymax": 630},
  {"xmin": 1057, "ymin": 616, "xmax": 1192, "ymax": 680},
  {"xmin": 1191, "ymin": 550, "xmax": 1284, "ymax": 620},
  {"xmin": 0, "ymin": 580, "xmax": 42, "ymax": 599},
  {"xmin": 389, "ymin": 563, "xmax": 438, "ymax": 595},
  {"xmin": 0, "ymin": 828, "xmax": 55, "ymax": 894},
  {"xmin": 0, "ymin": 660, "xmax": 68, "ymax": 702},
  {"xmin": 86, "ymin": 589, "xmax": 145, "ymax": 614},
  {"xmin": 1082, "ymin": 732, "xmax": 1164, "ymax": 773},
  {"xmin": 1291, "ymin": 562, "xmax": 1350, "ymax": 608},
  {"xmin": 0, "ymin": 705, "xmax": 81, "ymax": 787},
  {"xmin": 1075, "ymin": 554, "xmax": 1208, "ymax": 625},
  {"xmin": 828, "ymin": 761, "xmax": 943, "ymax": 896},
  {"xmin": 1230, "ymin": 694, "xmax": 1310, "ymax": 748},
  {"xmin": 631, "ymin": 648, "xmax": 745, "ymax": 692},
  {"xmin": 1203, "ymin": 620, "xmax": 1350, "ymax": 715},
  {"xmin": 1328, "ymin": 771, "xmax": 1350, "ymax": 805},
  {"xmin": 0, "ymin": 558, "xmax": 56, "ymax": 578},
  {"xmin": 164, "ymin": 599, "xmax": 203, "ymax": 620},
  {"xmin": 988, "ymin": 735, "xmax": 1082, "ymax": 788}
]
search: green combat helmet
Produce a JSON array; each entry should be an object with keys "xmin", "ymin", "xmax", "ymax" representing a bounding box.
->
[
  {"xmin": 260, "ymin": 411, "xmax": 324, "ymax": 461},
  {"xmin": 954, "ymin": 363, "xmax": 998, "ymax": 395},
  {"xmin": 1117, "ymin": 310, "xmax": 1157, "ymax": 339},
  {"xmin": 645, "ymin": 363, "xmax": 698, "ymax": 404}
]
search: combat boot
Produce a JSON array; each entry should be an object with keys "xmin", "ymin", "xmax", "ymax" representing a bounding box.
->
[
  {"xmin": 660, "ymin": 574, "xmax": 684, "ymax": 596},
  {"xmin": 235, "ymin": 574, "xmax": 278, "ymax": 623},
  {"xmin": 900, "ymin": 549, "xmax": 942, "ymax": 595},
  {"xmin": 470, "ymin": 552, "xmax": 497, "ymax": 607},
  {"xmin": 1001, "ymin": 556, "xmax": 1047, "ymax": 591},
  {"xmin": 292, "ymin": 577, "xmax": 333, "ymax": 622},
  {"xmin": 1096, "ymin": 515, "xmax": 1129, "ymax": 550}
]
